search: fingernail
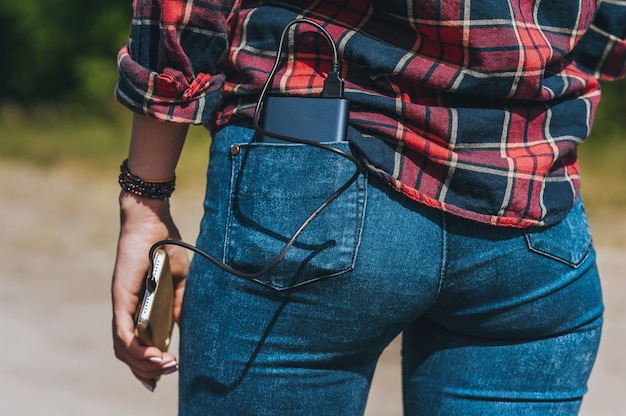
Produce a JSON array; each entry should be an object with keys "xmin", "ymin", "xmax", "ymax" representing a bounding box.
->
[
  {"xmin": 149, "ymin": 357, "xmax": 163, "ymax": 364},
  {"xmin": 142, "ymin": 381, "xmax": 155, "ymax": 392}
]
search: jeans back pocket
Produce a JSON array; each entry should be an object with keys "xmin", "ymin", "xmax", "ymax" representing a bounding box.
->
[
  {"xmin": 524, "ymin": 198, "xmax": 593, "ymax": 268},
  {"xmin": 224, "ymin": 142, "xmax": 367, "ymax": 290}
]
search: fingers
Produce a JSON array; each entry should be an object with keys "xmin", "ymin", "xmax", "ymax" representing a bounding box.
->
[
  {"xmin": 132, "ymin": 354, "xmax": 180, "ymax": 391},
  {"xmin": 113, "ymin": 317, "xmax": 179, "ymax": 391},
  {"xmin": 112, "ymin": 246, "xmax": 181, "ymax": 391},
  {"xmin": 169, "ymin": 245, "xmax": 188, "ymax": 324},
  {"xmin": 132, "ymin": 349, "xmax": 179, "ymax": 391}
]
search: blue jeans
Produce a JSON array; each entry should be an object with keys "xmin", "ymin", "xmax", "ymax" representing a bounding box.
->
[{"xmin": 179, "ymin": 124, "xmax": 603, "ymax": 415}]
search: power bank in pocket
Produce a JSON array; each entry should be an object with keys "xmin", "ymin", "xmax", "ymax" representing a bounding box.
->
[{"xmin": 260, "ymin": 96, "xmax": 349, "ymax": 143}]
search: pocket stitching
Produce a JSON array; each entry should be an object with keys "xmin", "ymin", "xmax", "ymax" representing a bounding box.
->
[
  {"xmin": 525, "ymin": 233, "xmax": 592, "ymax": 268},
  {"xmin": 224, "ymin": 142, "xmax": 366, "ymax": 290},
  {"xmin": 523, "ymin": 199, "xmax": 593, "ymax": 269}
]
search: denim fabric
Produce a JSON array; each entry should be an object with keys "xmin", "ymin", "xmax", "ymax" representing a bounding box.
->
[
  {"xmin": 179, "ymin": 124, "xmax": 603, "ymax": 415},
  {"xmin": 225, "ymin": 140, "xmax": 367, "ymax": 289}
]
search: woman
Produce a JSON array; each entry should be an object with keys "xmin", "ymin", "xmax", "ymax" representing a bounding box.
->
[{"xmin": 112, "ymin": 1, "xmax": 625, "ymax": 414}]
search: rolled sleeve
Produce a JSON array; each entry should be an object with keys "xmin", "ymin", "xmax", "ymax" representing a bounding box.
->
[
  {"xmin": 572, "ymin": 0, "xmax": 626, "ymax": 80},
  {"xmin": 115, "ymin": 0, "xmax": 232, "ymax": 124}
]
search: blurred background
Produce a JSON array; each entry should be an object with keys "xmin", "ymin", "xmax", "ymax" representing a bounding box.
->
[{"xmin": 0, "ymin": 2, "xmax": 624, "ymax": 415}]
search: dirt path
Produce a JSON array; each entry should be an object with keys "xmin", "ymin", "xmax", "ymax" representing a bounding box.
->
[{"xmin": 0, "ymin": 162, "xmax": 623, "ymax": 415}]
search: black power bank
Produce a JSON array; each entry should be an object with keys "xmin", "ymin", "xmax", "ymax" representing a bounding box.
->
[{"xmin": 260, "ymin": 96, "xmax": 349, "ymax": 143}]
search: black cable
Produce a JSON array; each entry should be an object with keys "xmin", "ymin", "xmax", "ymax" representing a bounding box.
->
[{"xmin": 148, "ymin": 18, "xmax": 363, "ymax": 281}]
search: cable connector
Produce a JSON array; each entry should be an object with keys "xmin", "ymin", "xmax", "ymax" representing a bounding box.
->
[{"xmin": 322, "ymin": 70, "xmax": 344, "ymax": 98}]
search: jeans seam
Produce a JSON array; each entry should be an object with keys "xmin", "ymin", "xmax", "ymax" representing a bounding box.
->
[
  {"xmin": 430, "ymin": 210, "xmax": 447, "ymax": 307},
  {"xmin": 350, "ymin": 170, "xmax": 368, "ymax": 269},
  {"xmin": 222, "ymin": 146, "xmax": 238, "ymax": 264}
]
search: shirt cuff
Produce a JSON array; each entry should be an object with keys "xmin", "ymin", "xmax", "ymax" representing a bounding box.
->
[{"xmin": 115, "ymin": 46, "xmax": 224, "ymax": 125}]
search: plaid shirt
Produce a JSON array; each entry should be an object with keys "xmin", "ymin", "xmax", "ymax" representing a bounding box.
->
[{"xmin": 116, "ymin": 0, "xmax": 626, "ymax": 227}]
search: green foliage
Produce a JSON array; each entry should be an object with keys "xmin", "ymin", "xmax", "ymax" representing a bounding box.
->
[{"xmin": 0, "ymin": 0, "xmax": 129, "ymax": 109}]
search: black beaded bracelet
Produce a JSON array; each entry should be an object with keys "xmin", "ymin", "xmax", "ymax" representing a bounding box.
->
[{"xmin": 118, "ymin": 159, "xmax": 176, "ymax": 200}]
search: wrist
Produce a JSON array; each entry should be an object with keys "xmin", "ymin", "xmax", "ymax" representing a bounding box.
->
[
  {"xmin": 117, "ymin": 191, "xmax": 181, "ymax": 251},
  {"xmin": 118, "ymin": 159, "xmax": 176, "ymax": 200},
  {"xmin": 119, "ymin": 190, "xmax": 172, "ymax": 221}
]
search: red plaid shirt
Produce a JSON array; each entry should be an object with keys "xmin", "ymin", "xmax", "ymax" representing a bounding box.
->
[{"xmin": 116, "ymin": 0, "xmax": 626, "ymax": 227}]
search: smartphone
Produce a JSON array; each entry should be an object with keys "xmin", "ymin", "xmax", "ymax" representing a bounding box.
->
[{"xmin": 135, "ymin": 248, "xmax": 174, "ymax": 351}]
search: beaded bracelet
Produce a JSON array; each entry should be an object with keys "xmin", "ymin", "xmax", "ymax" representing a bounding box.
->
[{"xmin": 118, "ymin": 159, "xmax": 176, "ymax": 200}]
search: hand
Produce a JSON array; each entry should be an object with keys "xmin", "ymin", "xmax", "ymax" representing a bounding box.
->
[{"xmin": 111, "ymin": 191, "xmax": 189, "ymax": 391}]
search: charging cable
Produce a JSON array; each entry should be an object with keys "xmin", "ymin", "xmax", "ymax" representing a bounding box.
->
[{"xmin": 149, "ymin": 18, "xmax": 363, "ymax": 281}]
